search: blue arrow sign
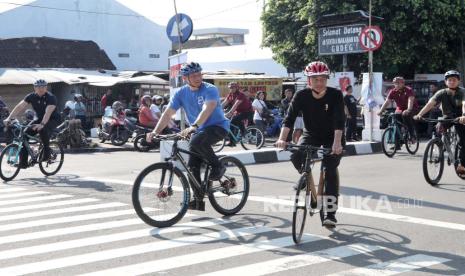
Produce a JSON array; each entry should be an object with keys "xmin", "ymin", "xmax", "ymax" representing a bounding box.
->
[{"xmin": 166, "ymin": 13, "xmax": 193, "ymax": 44}]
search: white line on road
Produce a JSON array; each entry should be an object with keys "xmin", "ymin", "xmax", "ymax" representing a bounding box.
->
[
  {"xmin": 0, "ymin": 194, "xmax": 73, "ymax": 206},
  {"xmin": 244, "ymin": 195, "xmax": 465, "ymax": 232},
  {"xmin": 81, "ymin": 176, "xmax": 465, "ymax": 232},
  {"xmin": 0, "ymin": 226, "xmax": 275, "ymax": 275},
  {"xmin": 0, "ymin": 198, "xmax": 100, "ymax": 214},
  {"xmin": 0, "ymin": 202, "xmax": 127, "ymax": 222},
  {"xmin": 0, "ymin": 191, "xmax": 49, "ymax": 199},
  {"xmin": 0, "ymin": 218, "xmax": 142, "ymax": 246},
  {"xmin": 0, "ymin": 209, "xmax": 137, "ymax": 232},
  {"xmin": 0, "ymin": 215, "xmax": 223, "ymax": 261},
  {"xmin": 0, "ymin": 187, "xmax": 26, "ymax": 193},
  {"xmin": 79, "ymin": 233, "xmax": 325, "ymax": 276},
  {"xmin": 326, "ymin": 254, "xmax": 449, "ymax": 275},
  {"xmin": 200, "ymin": 243, "xmax": 385, "ymax": 276}
]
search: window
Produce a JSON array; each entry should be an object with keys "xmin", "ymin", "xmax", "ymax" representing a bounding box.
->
[
  {"xmin": 118, "ymin": 53, "xmax": 130, "ymax": 58},
  {"xmin": 149, "ymin": 54, "xmax": 160, "ymax": 59}
]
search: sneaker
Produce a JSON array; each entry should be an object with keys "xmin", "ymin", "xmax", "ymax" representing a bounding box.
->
[
  {"xmin": 14, "ymin": 163, "xmax": 28, "ymax": 169},
  {"xmin": 188, "ymin": 199, "xmax": 205, "ymax": 211},
  {"xmin": 322, "ymin": 213, "xmax": 337, "ymax": 228},
  {"xmin": 293, "ymin": 178, "xmax": 306, "ymax": 191},
  {"xmin": 209, "ymin": 165, "xmax": 226, "ymax": 181},
  {"xmin": 457, "ymin": 164, "xmax": 465, "ymax": 175}
]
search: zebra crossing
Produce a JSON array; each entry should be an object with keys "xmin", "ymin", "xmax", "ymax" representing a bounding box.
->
[{"xmin": 0, "ymin": 184, "xmax": 453, "ymax": 275}]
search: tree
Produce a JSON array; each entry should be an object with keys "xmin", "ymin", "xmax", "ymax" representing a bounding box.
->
[{"xmin": 261, "ymin": 0, "xmax": 465, "ymax": 79}]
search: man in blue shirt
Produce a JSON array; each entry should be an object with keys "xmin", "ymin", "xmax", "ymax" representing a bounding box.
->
[{"xmin": 147, "ymin": 62, "xmax": 229, "ymax": 207}]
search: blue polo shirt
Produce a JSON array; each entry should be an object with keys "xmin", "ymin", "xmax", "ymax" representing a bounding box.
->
[{"xmin": 169, "ymin": 82, "xmax": 229, "ymax": 131}]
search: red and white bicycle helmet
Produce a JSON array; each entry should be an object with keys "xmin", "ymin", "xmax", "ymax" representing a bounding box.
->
[{"xmin": 304, "ymin": 61, "xmax": 330, "ymax": 77}]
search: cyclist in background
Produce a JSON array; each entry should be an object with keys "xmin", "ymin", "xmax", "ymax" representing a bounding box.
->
[
  {"xmin": 222, "ymin": 82, "xmax": 253, "ymax": 146},
  {"xmin": 414, "ymin": 70, "xmax": 465, "ymax": 174},
  {"xmin": 378, "ymin": 76, "xmax": 419, "ymax": 142},
  {"xmin": 3, "ymin": 79, "xmax": 61, "ymax": 168}
]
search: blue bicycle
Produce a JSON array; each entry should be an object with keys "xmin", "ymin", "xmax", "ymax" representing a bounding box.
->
[
  {"xmin": 212, "ymin": 123, "xmax": 265, "ymax": 152},
  {"xmin": 381, "ymin": 112, "xmax": 419, "ymax": 157},
  {"xmin": 0, "ymin": 120, "xmax": 64, "ymax": 181}
]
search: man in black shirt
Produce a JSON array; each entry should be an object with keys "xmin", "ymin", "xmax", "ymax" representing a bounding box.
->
[
  {"xmin": 344, "ymin": 85, "xmax": 358, "ymax": 141},
  {"xmin": 276, "ymin": 61, "xmax": 345, "ymax": 227},
  {"xmin": 4, "ymin": 79, "xmax": 61, "ymax": 168}
]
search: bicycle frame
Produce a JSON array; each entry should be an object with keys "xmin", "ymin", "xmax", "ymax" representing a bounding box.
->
[
  {"xmin": 386, "ymin": 113, "xmax": 408, "ymax": 144},
  {"xmin": 227, "ymin": 123, "xmax": 242, "ymax": 143},
  {"xmin": 9, "ymin": 122, "xmax": 41, "ymax": 165},
  {"xmin": 164, "ymin": 138, "xmax": 213, "ymax": 198}
]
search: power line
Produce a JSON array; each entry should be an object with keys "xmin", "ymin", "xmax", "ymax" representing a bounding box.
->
[{"xmin": 0, "ymin": 1, "xmax": 143, "ymax": 18}]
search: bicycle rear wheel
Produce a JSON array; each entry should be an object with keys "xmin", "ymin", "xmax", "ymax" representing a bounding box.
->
[
  {"xmin": 39, "ymin": 141, "xmax": 64, "ymax": 176},
  {"xmin": 132, "ymin": 162, "xmax": 190, "ymax": 227},
  {"xmin": 240, "ymin": 126, "xmax": 265, "ymax": 150},
  {"xmin": 292, "ymin": 175, "xmax": 308, "ymax": 244},
  {"xmin": 382, "ymin": 127, "xmax": 397, "ymax": 157},
  {"xmin": 208, "ymin": 156, "xmax": 249, "ymax": 216},
  {"xmin": 422, "ymin": 139, "xmax": 444, "ymax": 186},
  {"xmin": 405, "ymin": 129, "xmax": 419, "ymax": 155},
  {"xmin": 0, "ymin": 144, "xmax": 21, "ymax": 181}
]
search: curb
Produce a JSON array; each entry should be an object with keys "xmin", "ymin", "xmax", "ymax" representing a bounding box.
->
[
  {"xmin": 63, "ymin": 146, "xmax": 134, "ymax": 154},
  {"xmin": 225, "ymin": 142, "xmax": 382, "ymax": 165}
]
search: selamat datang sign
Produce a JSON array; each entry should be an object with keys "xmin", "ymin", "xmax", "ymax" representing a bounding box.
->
[{"xmin": 318, "ymin": 24, "xmax": 365, "ymax": 55}]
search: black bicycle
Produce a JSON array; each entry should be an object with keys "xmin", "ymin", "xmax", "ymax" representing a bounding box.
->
[
  {"xmin": 381, "ymin": 112, "xmax": 419, "ymax": 157},
  {"xmin": 288, "ymin": 144, "xmax": 334, "ymax": 244},
  {"xmin": 0, "ymin": 120, "xmax": 64, "ymax": 181},
  {"xmin": 420, "ymin": 117, "xmax": 465, "ymax": 186},
  {"xmin": 132, "ymin": 134, "xmax": 250, "ymax": 228}
]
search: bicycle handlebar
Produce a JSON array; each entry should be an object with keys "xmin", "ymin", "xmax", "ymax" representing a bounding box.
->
[
  {"xmin": 285, "ymin": 144, "xmax": 332, "ymax": 155},
  {"xmin": 415, "ymin": 117, "xmax": 460, "ymax": 123}
]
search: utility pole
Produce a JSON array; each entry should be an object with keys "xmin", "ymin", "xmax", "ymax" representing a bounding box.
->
[{"xmin": 173, "ymin": 0, "xmax": 186, "ymax": 130}]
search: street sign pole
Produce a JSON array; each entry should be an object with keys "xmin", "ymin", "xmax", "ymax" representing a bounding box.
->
[
  {"xmin": 368, "ymin": 0, "xmax": 373, "ymax": 142},
  {"xmin": 173, "ymin": 0, "xmax": 186, "ymax": 130}
]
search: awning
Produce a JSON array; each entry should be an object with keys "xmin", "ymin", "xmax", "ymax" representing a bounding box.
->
[{"xmin": 0, "ymin": 68, "xmax": 168, "ymax": 86}]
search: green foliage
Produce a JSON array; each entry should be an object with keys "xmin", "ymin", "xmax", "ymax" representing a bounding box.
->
[{"xmin": 261, "ymin": 0, "xmax": 465, "ymax": 78}]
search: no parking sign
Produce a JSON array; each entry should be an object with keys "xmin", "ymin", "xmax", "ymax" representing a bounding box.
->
[{"xmin": 359, "ymin": 26, "xmax": 383, "ymax": 51}]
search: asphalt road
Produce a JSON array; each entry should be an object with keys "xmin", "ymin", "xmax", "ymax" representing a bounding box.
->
[{"xmin": 0, "ymin": 144, "xmax": 464, "ymax": 275}]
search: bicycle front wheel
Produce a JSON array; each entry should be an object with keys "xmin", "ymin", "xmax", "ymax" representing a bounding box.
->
[
  {"xmin": 39, "ymin": 141, "xmax": 64, "ymax": 176},
  {"xmin": 422, "ymin": 139, "xmax": 444, "ymax": 186},
  {"xmin": 453, "ymin": 143, "xmax": 465, "ymax": 180},
  {"xmin": 0, "ymin": 144, "xmax": 21, "ymax": 181},
  {"xmin": 132, "ymin": 162, "xmax": 190, "ymax": 227},
  {"xmin": 208, "ymin": 156, "xmax": 249, "ymax": 216},
  {"xmin": 240, "ymin": 126, "xmax": 265, "ymax": 150},
  {"xmin": 292, "ymin": 175, "xmax": 308, "ymax": 244},
  {"xmin": 212, "ymin": 138, "xmax": 226, "ymax": 153},
  {"xmin": 405, "ymin": 129, "xmax": 419, "ymax": 155},
  {"xmin": 382, "ymin": 127, "xmax": 397, "ymax": 157}
]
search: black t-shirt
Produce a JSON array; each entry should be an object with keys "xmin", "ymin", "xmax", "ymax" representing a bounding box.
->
[
  {"xmin": 283, "ymin": 87, "xmax": 345, "ymax": 143},
  {"xmin": 432, "ymin": 87, "xmax": 465, "ymax": 118},
  {"xmin": 344, "ymin": 94, "xmax": 358, "ymax": 117},
  {"xmin": 24, "ymin": 92, "xmax": 61, "ymax": 122}
]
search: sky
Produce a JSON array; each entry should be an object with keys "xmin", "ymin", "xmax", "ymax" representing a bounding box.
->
[{"xmin": 0, "ymin": 0, "xmax": 265, "ymax": 45}]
